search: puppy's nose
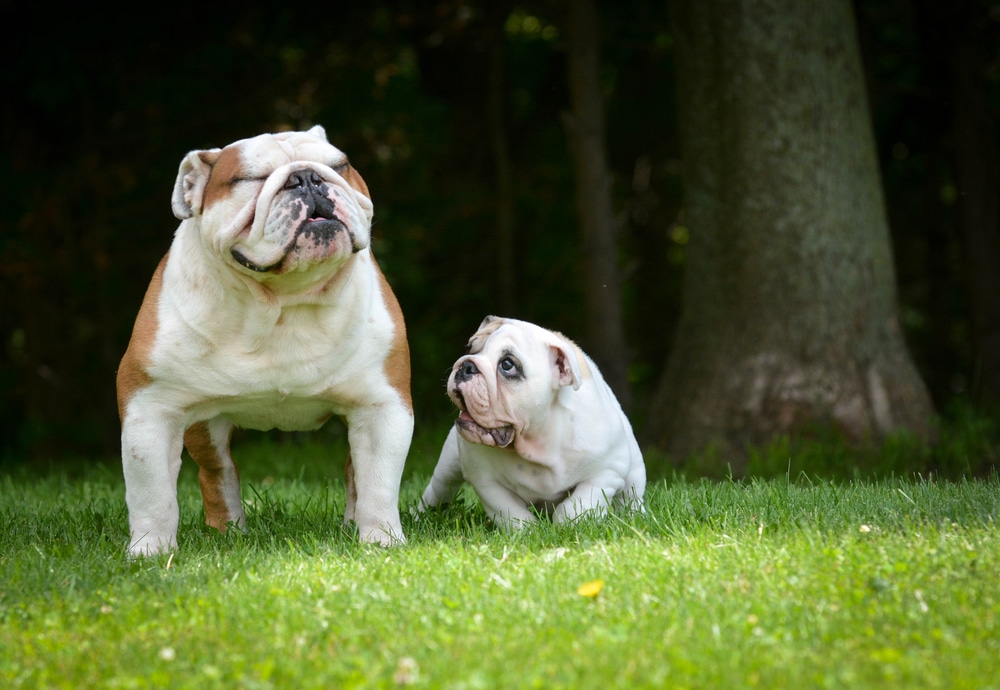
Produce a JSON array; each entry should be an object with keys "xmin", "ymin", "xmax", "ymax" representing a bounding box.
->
[
  {"xmin": 455, "ymin": 359, "xmax": 480, "ymax": 383},
  {"xmin": 284, "ymin": 169, "xmax": 324, "ymax": 191}
]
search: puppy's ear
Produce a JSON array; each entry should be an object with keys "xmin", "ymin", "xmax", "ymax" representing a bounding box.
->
[
  {"xmin": 171, "ymin": 149, "xmax": 221, "ymax": 220},
  {"xmin": 549, "ymin": 342, "xmax": 583, "ymax": 391},
  {"xmin": 466, "ymin": 315, "xmax": 505, "ymax": 354}
]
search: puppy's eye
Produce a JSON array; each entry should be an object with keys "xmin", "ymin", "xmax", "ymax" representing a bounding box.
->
[
  {"xmin": 498, "ymin": 356, "xmax": 520, "ymax": 377},
  {"xmin": 332, "ymin": 160, "xmax": 349, "ymax": 174}
]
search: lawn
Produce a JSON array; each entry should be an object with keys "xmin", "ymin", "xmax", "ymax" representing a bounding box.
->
[{"xmin": 1, "ymin": 433, "xmax": 998, "ymax": 689}]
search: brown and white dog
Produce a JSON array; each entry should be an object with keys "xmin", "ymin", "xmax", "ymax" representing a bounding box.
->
[
  {"xmin": 418, "ymin": 316, "xmax": 645, "ymax": 530},
  {"xmin": 116, "ymin": 126, "xmax": 412, "ymax": 556}
]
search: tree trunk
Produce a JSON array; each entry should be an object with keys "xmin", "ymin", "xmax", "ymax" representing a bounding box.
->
[
  {"xmin": 649, "ymin": 0, "xmax": 936, "ymax": 472},
  {"xmin": 563, "ymin": 0, "xmax": 633, "ymax": 409},
  {"xmin": 946, "ymin": 6, "xmax": 1000, "ymax": 408}
]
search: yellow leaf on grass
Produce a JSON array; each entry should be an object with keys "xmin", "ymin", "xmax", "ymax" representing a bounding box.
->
[{"xmin": 577, "ymin": 579, "xmax": 605, "ymax": 598}]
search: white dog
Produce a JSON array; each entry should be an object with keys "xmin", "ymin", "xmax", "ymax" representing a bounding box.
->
[
  {"xmin": 116, "ymin": 127, "xmax": 412, "ymax": 555},
  {"xmin": 418, "ymin": 316, "xmax": 645, "ymax": 529}
]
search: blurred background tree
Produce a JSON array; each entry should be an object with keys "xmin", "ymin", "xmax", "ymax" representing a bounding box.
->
[
  {"xmin": 648, "ymin": 0, "xmax": 936, "ymax": 471},
  {"xmin": 1, "ymin": 0, "xmax": 997, "ymax": 474}
]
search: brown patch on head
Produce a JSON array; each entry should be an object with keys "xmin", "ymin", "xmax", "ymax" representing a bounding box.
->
[
  {"xmin": 465, "ymin": 315, "xmax": 505, "ymax": 355},
  {"xmin": 343, "ymin": 164, "xmax": 371, "ymax": 201},
  {"xmin": 200, "ymin": 145, "xmax": 243, "ymax": 211},
  {"xmin": 374, "ymin": 259, "xmax": 412, "ymax": 411},
  {"xmin": 184, "ymin": 421, "xmax": 239, "ymax": 532},
  {"xmin": 116, "ymin": 254, "xmax": 168, "ymax": 420}
]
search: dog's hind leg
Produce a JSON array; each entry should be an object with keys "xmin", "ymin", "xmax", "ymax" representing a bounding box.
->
[{"xmin": 185, "ymin": 417, "xmax": 246, "ymax": 533}]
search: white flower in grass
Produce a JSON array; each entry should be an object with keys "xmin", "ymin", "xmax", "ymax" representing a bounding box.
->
[
  {"xmin": 859, "ymin": 524, "xmax": 872, "ymax": 534},
  {"xmin": 542, "ymin": 547, "xmax": 568, "ymax": 563},
  {"xmin": 394, "ymin": 657, "xmax": 419, "ymax": 685},
  {"xmin": 158, "ymin": 646, "xmax": 176, "ymax": 661}
]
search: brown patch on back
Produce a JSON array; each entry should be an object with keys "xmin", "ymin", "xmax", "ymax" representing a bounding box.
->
[
  {"xmin": 374, "ymin": 258, "xmax": 412, "ymax": 411},
  {"xmin": 200, "ymin": 145, "xmax": 243, "ymax": 211},
  {"xmin": 116, "ymin": 253, "xmax": 168, "ymax": 420},
  {"xmin": 184, "ymin": 422, "xmax": 238, "ymax": 532}
]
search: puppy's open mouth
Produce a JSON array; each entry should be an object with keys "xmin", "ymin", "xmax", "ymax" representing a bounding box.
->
[{"xmin": 453, "ymin": 393, "xmax": 515, "ymax": 448}]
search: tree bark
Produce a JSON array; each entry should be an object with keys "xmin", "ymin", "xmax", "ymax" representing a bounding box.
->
[
  {"xmin": 563, "ymin": 0, "xmax": 633, "ymax": 409},
  {"xmin": 649, "ymin": 0, "xmax": 936, "ymax": 471},
  {"xmin": 945, "ymin": 5, "xmax": 1000, "ymax": 408}
]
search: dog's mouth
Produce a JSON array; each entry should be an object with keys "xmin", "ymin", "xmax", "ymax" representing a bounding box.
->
[
  {"xmin": 231, "ymin": 215, "xmax": 350, "ymax": 273},
  {"xmin": 229, "ymin": 174, "xmax": 360, "ymax": 274},
  {"xmin": 301, "ymin": 192, "xmax": 340, "ymax": 227},
  {"xmin": 453, "ymin": 392, "xmax": 515, "ymax": 448}
]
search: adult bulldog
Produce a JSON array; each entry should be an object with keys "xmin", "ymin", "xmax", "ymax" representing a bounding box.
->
[
  {"xmin": 116, "ymin": 126, "xmax": 412, "ymax": 556},
  {"xmin": 418, "ymin": 316, "xmax": 644, "ymax": 530}
]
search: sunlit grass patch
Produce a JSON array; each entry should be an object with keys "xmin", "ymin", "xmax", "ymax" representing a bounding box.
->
[{"xmin": 1, "ymin": 441, "xmax": 998, "ymax": 688}]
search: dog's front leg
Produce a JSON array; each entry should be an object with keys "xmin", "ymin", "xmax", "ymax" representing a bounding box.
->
[
  {"xmin": 552, "ymin": 470, "xmax": 626, "ymax": 525},
  {"xmin": 121, "ymin": 402, "xmax": 186, "ymax": 556},
  {"xmin": 417, "ymin": 426, "xmax": 465, "ymax": 510},
  {"xmin": 475, "ymin": 481, "xmax": 537, "ymax": 532},
  {"xmin": 344, "ymin": 401, "xmax": 413, "ymax": 545}
]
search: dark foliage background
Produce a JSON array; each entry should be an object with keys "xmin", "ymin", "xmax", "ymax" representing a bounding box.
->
[{"xmin": 2, "ymin": 0, "xmax": 997, "ymax": 464}]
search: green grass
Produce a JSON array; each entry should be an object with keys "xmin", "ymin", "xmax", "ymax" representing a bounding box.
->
[{"xmin": 1, "ymin": 435, "xmax": 998, "ymax": 689}]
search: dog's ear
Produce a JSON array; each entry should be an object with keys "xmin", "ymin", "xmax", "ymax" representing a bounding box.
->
[
  {"xmin": 465, "ymin": 316, "xmax": 505, "ymax": 354},
  {"xmin": 549, "ymin": 341, "xmax": 583, "ymax": 391},
  {"xmin": 171, "ymin": 149, "xmax": 221, "ymax": 220},
  {"xmin": 306, "ymin": 124, "xmax": 328, "ymax": 142}
]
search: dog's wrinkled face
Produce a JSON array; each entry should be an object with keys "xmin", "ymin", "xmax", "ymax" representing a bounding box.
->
[
  {"xmin": 171, "ymin": 125, "xmax": 374, "ymax": 279},
  {"xmin": 448, "ymin": 316, "xmax": 583, "ymax": 448}
]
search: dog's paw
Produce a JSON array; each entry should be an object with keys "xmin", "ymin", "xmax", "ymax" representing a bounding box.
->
[
  {"xmin": 358, "ymin": 523, "xmax": 406, "ymax": 547},
  {"xmin": 127, "ymin": 534, "xmax": 178, "ymax": 559}
]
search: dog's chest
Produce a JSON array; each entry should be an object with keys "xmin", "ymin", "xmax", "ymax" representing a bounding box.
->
[
  {"xmin": 213, "ymin": 392, "xmax": 338, "ymax": 432},
  {"xmin": 175, "ymin": 343, "xmax": 357, "ymax": 431},
  {"xmin": 149, "ymin": 299, "xmax": 389, "ymax": 430},
  {"xmin": 167, "ymin": 308, "xmax": 350, "ymax": 372},
  {"xmin": 484, "ymin": 452, "xmax": 576, "ymax": 504}
]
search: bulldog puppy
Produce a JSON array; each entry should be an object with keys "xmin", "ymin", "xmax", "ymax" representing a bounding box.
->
[
  {"xmin": 116, "ymin": 126, "xmax": 412, "ymax": 556},
  {"xmin": 418, "ymin": 316, "xmax": 645, "ymax": 530}
]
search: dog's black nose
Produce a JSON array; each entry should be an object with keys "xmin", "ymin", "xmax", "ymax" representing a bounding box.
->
[
  {"xmin": 455, "ymin": 360, "xmax": 480, "ymax": 383},
  {"xmin": 284, "ymin": 169, "xmax": 324, "ymax": 191}
]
